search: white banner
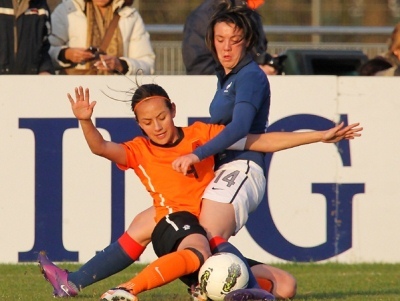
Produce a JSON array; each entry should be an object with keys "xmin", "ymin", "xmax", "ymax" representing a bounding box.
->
[{"xmin": 0, "ymin": 75, "xmax": 398, "ymax": 264}]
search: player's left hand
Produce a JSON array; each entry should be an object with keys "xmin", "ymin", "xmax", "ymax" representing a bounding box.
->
[
  {"xmin": 322, "ymin": 122, "xmax": 363, "ymax": 143},
  {"xmin": 172, "ymin": 154, "xmax": 200, "ymax": 175}
]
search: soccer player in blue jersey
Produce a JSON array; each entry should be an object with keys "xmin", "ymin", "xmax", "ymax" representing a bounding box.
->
[{"xmin": 172, "ymin": 2, "xmax": 284, "ymax": 300}]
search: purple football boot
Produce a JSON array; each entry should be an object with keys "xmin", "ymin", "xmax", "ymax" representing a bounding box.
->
[
  {"xmin": 38, "ymin": 251, "xmax": 79, "ymax": 297},
  {"xmin": 224, "ymin": 288, "xmax": 275, "ymax": 301}
]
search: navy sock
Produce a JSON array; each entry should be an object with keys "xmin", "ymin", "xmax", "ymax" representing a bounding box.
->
[
  {"xmin": 211, "ymin": 238, "xmax": 260, "ymax": 289},
  {"xmin": 68, "ymin": 241, "xmax": 135, "ymax": 289}
]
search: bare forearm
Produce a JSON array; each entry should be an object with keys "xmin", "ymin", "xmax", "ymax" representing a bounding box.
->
[
  {"xmin": 79, "ymin": 119, "xmax": 107, "ymax": 155},
  {"xmin": 245, "ymin": 131, "xmax": 323, "ymax": 153}
]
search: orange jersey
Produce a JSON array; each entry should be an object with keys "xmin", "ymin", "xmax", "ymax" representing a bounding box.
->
[{"xmin": 118, "ymin": 122, "xmax": 225, "ymax": 223}]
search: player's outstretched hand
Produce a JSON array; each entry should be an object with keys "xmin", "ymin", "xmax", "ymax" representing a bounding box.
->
[
  {"xmin": 172, "ymin": 154, "xmax": 200, "ymax": 175},
  {"xmin": 67, "ymin": 86, "xmax": 97, "ymax": 120},
  {"xmin": 322, "ymin": 122, "xmax": 363, "ymax": 143}
]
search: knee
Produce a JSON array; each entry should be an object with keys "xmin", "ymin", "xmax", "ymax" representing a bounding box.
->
[
  {"xmin": 186, "ymin": 246, "xmax": 211, "ymax": 267},
  {"xmin": 275, "ymin": 273, "xmax": 297, "ymax": 299},
  {"xmin": 194, "ymin": 244, "xmax": 212, "ymax": 263}
]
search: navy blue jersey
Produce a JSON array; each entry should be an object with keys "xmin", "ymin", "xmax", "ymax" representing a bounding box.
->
[{"xmin": 193, "ymin": 54, "xmax": 270, "ymax": 172}]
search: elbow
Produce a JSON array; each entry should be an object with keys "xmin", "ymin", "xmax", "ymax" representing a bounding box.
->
[{"xmin": 89, "ymin": 145, "xmax": 105, "ymax": 156}]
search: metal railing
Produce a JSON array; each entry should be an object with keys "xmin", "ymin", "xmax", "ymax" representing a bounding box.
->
[
  {"xmin": 149, "ymin": 25, "xmax": 391, "ymax": 75},
  {"xmin": 147, "ymin": 25, "xmax": 394, "ymax": 35},
  {"xmin": 151, "ymin": 41, "xmax": 388, "ymax": 75}
]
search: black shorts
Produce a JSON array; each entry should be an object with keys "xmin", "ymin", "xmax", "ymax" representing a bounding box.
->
[{"xmin": 151, "ymin": 211, "xmax": 207, "ymax": 258}]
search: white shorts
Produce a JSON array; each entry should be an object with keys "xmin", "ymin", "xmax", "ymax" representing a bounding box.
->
[{"xmin": 202, "ymin": 160, "xmax": 266, "ymax": 234}]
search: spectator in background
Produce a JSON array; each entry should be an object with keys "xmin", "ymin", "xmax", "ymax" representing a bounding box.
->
[
  {"xmin": 0, "ymin": 0, "xmax": 54, "ymax": 74},
  {"xmin": 49, "ymin": 0, "xmax": 155, "ymax": 75},
  {"xmin": 377, "ymin": 22, "xmax": 400, "ymax": 76},
  {"xmin": 182, "ymin": 0, "xmax": 282, "ymax": 76},
  {"xmin": 361, "ymin": 23, "xmax": 400, "ymax": 76}
]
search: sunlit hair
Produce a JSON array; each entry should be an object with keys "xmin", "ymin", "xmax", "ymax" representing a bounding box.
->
[
  {"xmin": 389, "ymin": 22, "xmax": 400, "ymax": 53},
  {"xmin": 101, "ymin": 72, "xmax": 172, "ymax": 119},
  {"xmin": 205, "ymin": 0, "xmax": 260, "ymax": 61},
  {"xmin": 131, "ymin": 83, "xmax": 172, "ymax": 117}
]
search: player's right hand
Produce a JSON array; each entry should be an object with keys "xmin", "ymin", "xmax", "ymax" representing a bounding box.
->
[{"xmin": 67, "ymin": 86, "xmax": 97, "ymax": 120}]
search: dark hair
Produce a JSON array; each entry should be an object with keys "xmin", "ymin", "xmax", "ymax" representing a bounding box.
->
[
  {"xmin": 205, "ymin": 0, "xmax": 260, "ymax": 60},
  {"xmin": 131, "ymin": 83, "xmax": 172, "ymax": 115}
]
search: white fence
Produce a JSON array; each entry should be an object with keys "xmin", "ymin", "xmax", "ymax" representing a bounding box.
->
[{"xmin": 0, "ymin": 75, "xmax": 399, "ymax": 264}]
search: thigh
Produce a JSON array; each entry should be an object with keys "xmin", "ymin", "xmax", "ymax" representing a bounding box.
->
[
  {"xmin": 126, "ymin": 206, "xmax": 156, "ymax": 246},
  {"xmin": 199, "ymin": 199, "xmax": 236, "ymax": 240},
  {"xmin": 202, "ymin": 160, "xmax": 266, "ymax": 235}
]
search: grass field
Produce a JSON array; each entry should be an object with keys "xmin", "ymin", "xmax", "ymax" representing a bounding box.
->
[{"xmin": 1, "ymin": 262, "xmax": 399, "ymax": 300}]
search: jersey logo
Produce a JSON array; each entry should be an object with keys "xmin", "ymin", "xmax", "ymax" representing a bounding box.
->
[
  {"xmin": 183, "ymin": 224, "xmax": 191, "ymax": 230},
  {"xmin": 224, "ymin": 81, "xmax": 233, "ymax": 93}
]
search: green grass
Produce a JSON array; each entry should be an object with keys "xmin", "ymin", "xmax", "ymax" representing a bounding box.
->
[{"xmin": 1, "ymin": 263, "xmax": 399, "ymax": 300}]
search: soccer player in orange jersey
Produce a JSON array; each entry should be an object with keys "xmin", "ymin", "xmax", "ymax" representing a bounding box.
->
[{"xmin": 38, "ymin": 83, "xmax": 361, "ymax": 301}]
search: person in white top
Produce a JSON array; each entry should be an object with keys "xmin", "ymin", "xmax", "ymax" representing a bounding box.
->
[{"xmin": 49, "ymin": 0, "xmax": 155, "ymax": 75}]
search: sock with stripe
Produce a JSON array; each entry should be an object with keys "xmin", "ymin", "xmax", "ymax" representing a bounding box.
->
[
  {"xmin": 209, "ymin": 236, "xmax": 260, "ymax": 289},
  {"xmin": 245, "ymin": 257, "xmax": 274, "ymax": 293},
  {"xmin": 120, "ymin": 248, "xmax": 202, "ymax": 295},
  {"xmin": 68, "ymin": 232, "xmax": 145, "ymax": 289}
]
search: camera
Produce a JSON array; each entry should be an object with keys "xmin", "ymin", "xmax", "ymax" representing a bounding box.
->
[{"xmin": 80, "ymin": 46, "xmax": 106, "ymax": 64}]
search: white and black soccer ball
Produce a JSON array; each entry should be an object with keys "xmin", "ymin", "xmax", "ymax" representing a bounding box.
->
[{"xmin": 198, "ymin": 252, "xmax": 249, "ymax": 301}]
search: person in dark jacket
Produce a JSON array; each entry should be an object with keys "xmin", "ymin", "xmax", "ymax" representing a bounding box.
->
[
  {"xmin": 182, "ymin": 0, "xmax": 280, "ymax": 75},
  {"xmin": 0, "ymin": 0, "xmax": 54, "ymax": 74}
]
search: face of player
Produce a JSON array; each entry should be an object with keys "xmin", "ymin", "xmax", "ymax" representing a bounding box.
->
[
  {"xmin": 136, "ymin": 97, "xmax": 179, "ymax": 145},
  {"xmin": 213, "ymin": 22, "xmax": 248, "ymax": 74}
]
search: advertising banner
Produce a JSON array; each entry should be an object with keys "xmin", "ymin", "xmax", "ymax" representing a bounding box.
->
[{"xmin": 0, "ymin": 75, "xmax": 398, "ymax": 263}]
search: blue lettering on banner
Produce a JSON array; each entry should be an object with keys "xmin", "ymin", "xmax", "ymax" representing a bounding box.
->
[
  {"xmin": 246, "ymin": 114, "xmax": 365, "ymax": 262},
  {"xmin": 18, "ymin": 118, "xmax": 141, "ymax": 262},
  {"xmin": 18, "ymin": 118, "xmax": 79, "ymax": 261},
  {"xmin": 17, "ymin": 115, "xmax": 364, "ymax": 262}
]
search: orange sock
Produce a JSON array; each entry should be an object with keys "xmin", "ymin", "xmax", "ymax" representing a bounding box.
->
[
  {"xmin": 119, "ymin": 249, "xmax": 201, "ymax": 295},
  {"xmin": 257, "ymin": 277, "xmax": 274, "ymax": 293}
]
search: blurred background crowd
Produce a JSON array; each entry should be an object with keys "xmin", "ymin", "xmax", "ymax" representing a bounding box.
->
[
  {"xmin": 3, "ymin": 0, "xmax": 400, "ymax": 75},
  {"xmin": 101, "ymin": 0, "xmax": 400, "ymax": 75}
]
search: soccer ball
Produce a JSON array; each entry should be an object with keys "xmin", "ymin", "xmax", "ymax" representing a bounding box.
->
[{"xmin": 198, "ymin": 252, "xmax": 249, "ymax": 301}]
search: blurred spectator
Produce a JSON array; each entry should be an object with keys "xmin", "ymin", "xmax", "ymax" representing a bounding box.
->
[
  {"xmin": 359, "ymin": 23, "xmax": 400, "ymax": 76},
  {"xmin": 0, "ymin": 0, "xmax": 54, "ymax": 74},
  {"xmin": 49, "ymin": 0, "xmax": 155, "ymax": 75},
  {"xmin": 182, "ymin": 0, "xmax": 282, "ymax": 76},
  {"xmin": 373, "ymin": 22, "xmax": 400, "ymax": 76},
  {"xmin": 358, "ymin": 56, "xmax": 393, "ymax": 76}
]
